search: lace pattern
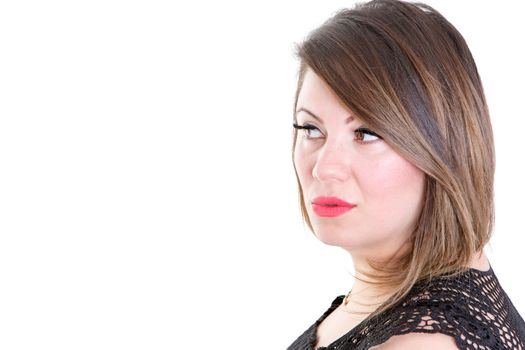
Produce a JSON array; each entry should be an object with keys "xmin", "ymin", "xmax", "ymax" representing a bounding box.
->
[{"xmin": 287, "ymin": 266, "xmax": 525, "ymax": 350}]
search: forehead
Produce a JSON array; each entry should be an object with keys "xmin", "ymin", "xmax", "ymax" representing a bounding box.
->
[
  {"xmin": 297, "ymin": 69, "xmax": 337, "ymax": 104},
  {"xmin": 296, "ymin": 69, "xmax": 357, "ymax": 123}
]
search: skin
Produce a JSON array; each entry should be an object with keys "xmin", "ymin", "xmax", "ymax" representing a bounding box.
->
[
  {"xmin": 293, "ymin": 68, "xmax": 489, "ymax": 349},
  {"xmin": 294, "ymin": 66, "xmax": 426, "ymax": 283}
]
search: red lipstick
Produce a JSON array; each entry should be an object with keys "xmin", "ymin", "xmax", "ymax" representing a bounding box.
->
[{"xmin": 312, "ymin": 196, "xmax": 356, "ymax": 217}]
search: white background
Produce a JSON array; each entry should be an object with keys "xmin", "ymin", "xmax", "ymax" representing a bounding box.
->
[{"xmin": 0, "ymin": 1, "xmax": 523, "ymax": 349}]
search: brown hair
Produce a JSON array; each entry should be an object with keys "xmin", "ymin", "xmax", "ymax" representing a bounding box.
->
[{"xmin": 291, "ymin": 0, "xmax": 495, "ymax": 318}]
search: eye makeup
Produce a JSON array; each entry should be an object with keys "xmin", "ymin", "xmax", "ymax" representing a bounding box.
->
[{"xmin": 292, "ymin": 123, "xmax": 382, "ymax": 142}]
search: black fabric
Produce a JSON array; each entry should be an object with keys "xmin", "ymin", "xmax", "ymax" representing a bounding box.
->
[{"xmin": 288, "ymin": 265, "xmax": 525, "ymax": 349}]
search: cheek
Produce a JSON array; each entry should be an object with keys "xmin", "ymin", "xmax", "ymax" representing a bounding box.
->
[
  {"xmin": 293, "ymin": 145, "xmax": 313, "ymax": 185},
  {"xmin": 359, "ymin": 155, "xmax": 425, "ymax": 210}
]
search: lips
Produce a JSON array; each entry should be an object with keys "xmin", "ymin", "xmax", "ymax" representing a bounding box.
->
[
  {"xmin": 311, "ymin": 196, "xmax": 356, "ymax": 217},
  {"xmin": 312, "ymin": 196, "xmax": 356, "ymax": 207}
]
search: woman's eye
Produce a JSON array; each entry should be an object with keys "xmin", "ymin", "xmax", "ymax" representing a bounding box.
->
[
  {"xmin": 292, "ymin": 123, "xmax": 382, "ymax": 143},
  {"xmin": 292, "ymin": 123, "xmax": 323, "ymax": 139},
  {"xmin": 354, "ymin": 128, "xmax": 382, "ymax": 143}
]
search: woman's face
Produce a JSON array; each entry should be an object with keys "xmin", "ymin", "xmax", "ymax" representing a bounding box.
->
[{"xmin": 293, "ymin": 68, "xmax": 426, "ymax": 258}]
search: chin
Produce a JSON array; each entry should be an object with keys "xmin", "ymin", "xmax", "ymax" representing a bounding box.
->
[
  {"xmin": 312, "ymin": 222, "xmax": 386, "ymax": 253},
  {"xmin": 313, "ymin": 227, "xmax": 360, "ymax": 248}
]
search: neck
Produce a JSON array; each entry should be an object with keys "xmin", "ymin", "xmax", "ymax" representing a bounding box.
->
[
  {"xmin": 341, "ymin": 249, "xmax": 489, "ymax": 316},
  {"xmin": 341, "ymin": 258, "xmax": 395, "ymax": 316}
]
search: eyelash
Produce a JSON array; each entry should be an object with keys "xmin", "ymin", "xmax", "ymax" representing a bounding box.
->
[{"xmin": 292, "ymin": 123, "xmax": 382, "ymax": 143}]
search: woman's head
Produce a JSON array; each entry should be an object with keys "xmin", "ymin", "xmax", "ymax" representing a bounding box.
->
[
  {"xmin": 291, "ymin": 0, "xmax": 495, "ymax": 311},
  {"xmin": 294, "ymin": 68, "xmax": 426, "ymax": 261}
]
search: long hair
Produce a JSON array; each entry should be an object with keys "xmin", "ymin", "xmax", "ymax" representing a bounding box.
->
[{"xmin": 291, "ymin": 0, "xmax": 495, "ymax": 318}]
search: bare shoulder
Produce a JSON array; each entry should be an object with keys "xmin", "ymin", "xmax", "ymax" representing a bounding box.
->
[{"xmin": 370, "ymin": 332, "xmax": 459, "ymax": 350}]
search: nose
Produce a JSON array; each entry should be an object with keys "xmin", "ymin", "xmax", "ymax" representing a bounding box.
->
[{"xmin": 312, "ymin": 140, "xmax": 353, "ymax": 183}]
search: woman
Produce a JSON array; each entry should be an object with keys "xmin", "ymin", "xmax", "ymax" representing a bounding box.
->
[{"xmin": 287, "ymin": 0, "xmax": 525, "ymax": 349}]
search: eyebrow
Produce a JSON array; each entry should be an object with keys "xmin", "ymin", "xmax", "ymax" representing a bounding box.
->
[{"xmin": 295, "ymin": 107, "xmax": 355, "ymax": 124}]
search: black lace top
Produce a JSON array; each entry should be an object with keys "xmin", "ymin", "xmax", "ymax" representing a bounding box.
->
[{"xmin": 288, "ymin": 265, "xmax": 525, "ymax": 349}]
